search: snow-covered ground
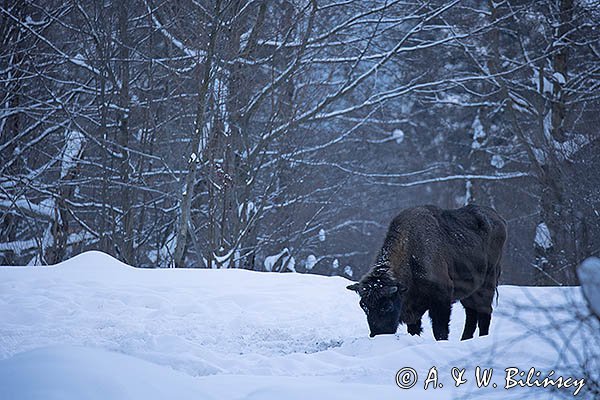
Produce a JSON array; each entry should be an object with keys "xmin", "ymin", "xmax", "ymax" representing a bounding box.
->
[{"xmin": 0, "ymin": 251, "xmax": 596, "ymax": 399}]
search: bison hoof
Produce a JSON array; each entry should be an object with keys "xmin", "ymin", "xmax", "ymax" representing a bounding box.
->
[{"xmin": 407, "ymin": 324, "xmax": 422, "ymax": 336}]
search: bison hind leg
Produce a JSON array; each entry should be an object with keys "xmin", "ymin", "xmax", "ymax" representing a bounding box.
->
[
  {"xmin": 460, "ymin": 296, "xmax": 493, "ymax": 339},
  {"xmin": 477, "ymin": 312, "xmax": 491, "ymax": 336},
  {"xmin": 460, "ymin": 306, "xmax": 478, "ymax": 340}
]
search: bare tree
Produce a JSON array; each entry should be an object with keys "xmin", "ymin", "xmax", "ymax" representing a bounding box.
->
[{"xmin": 1, "ymin": 0, "xmax": 599, "ymax": 287}]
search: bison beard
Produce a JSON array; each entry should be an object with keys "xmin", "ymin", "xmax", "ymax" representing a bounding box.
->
[{"xmin": 347, "ymin": 204, "xmax": 506, "ymax": 341}]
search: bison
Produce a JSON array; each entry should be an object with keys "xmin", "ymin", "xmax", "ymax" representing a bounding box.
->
[{"xmin": 347, "ymin": 204, "xmax": 506, "ymax": 341}]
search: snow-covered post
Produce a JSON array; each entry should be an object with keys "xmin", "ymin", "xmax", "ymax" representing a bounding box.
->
[{"xmin": 577, "ymin": 257, "xmax": 600, "ymax": 320}]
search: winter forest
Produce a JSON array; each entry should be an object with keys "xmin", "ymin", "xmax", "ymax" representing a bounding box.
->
[{"xmin": 2, "ymin": 0, "xmax": 600, "ymax": 286}]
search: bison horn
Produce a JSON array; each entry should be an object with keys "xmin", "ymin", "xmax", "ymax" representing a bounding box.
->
[{"xmin": 346, "ymin": 283, "xmax": 360, "ymax": 292}]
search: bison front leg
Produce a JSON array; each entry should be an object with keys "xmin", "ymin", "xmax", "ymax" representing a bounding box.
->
[
  {"xmin": 407, "ymin": 319, "xmax": 422, "ymax": 336},
  {"xmin": 429, "ymin": 301, "xmax": 451, "ymax": 341}
]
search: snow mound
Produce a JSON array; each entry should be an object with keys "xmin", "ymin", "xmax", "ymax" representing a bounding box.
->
[{"xmin": 56, "ymin": 250, "xmax": 134, "ymax": 270}]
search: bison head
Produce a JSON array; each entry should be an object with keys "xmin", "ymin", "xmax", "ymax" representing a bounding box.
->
[{"xmin": 347, "ymin": 274, "xmax": 407, "ymax": 337}]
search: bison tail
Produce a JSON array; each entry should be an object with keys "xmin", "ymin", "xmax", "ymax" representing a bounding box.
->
[{"xmin": 495, "ymin": 286, "xmax": 499, "ymax": 307}]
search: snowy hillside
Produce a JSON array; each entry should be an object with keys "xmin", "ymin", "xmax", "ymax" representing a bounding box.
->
[{"xmin": 0, "ymin": 252, "xmax": 596, "ymax": 399}]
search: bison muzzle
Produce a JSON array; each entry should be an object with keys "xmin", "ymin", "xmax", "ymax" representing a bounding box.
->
[{"xmin": 347, "ymin": 204, "xmax": 506, "ymax": 341}]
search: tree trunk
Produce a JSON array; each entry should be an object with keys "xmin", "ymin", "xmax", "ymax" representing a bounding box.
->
[
  {"xmin": 115, "ymin": 0, "xmax": 135, "ymax": 265},
  {"xmin": 550, "ymin": 0, "xmax": 573, "ymax": 142},
  {"xmin": 173, "ymin": 0, "xmax": 221, "ymax": 268},
  {"xmin": 534, "ymin": 0, "xmax": 576, "ymax": 285}
]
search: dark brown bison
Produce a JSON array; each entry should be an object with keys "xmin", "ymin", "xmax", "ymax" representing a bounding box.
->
[{"xmin": 347, "ymin": 204, "xmax": 506, "ymax": 341}]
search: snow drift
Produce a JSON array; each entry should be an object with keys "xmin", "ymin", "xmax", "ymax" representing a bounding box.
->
[{"xmin": 0, "ymin": 251, "xmax": 597, "ymax": 399}]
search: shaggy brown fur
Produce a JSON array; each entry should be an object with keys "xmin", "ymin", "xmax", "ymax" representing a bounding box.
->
[{"xmin": 347, "ymin": 204, "xmax": 507, "ymax": 340}]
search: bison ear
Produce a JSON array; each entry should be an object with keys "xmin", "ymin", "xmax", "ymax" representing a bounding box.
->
[{"xmin": 346, "ymin": 283, "xmax": 360, "ymax": 292}]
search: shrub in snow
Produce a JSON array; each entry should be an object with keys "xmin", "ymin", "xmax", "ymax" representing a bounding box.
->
[
  {"xmin": 305, "ymin": 254, "xmax": 317, "ymax": 270},
  {"xmin": 61, "ymin": 131, "xmax": 85, "ymax": 178},
  {"xmin": 471, "ymin": 114, "xmax": 485, "ymax": 149},
  {"xmin": 318, "ymin": 229, "xmax": 326, "ymax": 242},
  {"xmin": 264, "ymin": 248, "xmax": 295, "ymax": 272},
  {"xmin": 391, "ymin": 129, "xmax": 404, "ymax": 144},
  {"xmin": 534, "ymin": 222, "xmax": 552, "ymax": 250},
  {"xmin": 490, "ymin": 154, "xmax": 505, "ymax": 169},
  {"xmin": 238, "ymin": 201, "xmax": 255, "ymax": 220}
]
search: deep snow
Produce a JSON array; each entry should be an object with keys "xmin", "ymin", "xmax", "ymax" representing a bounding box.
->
[{"xmin": 0, "ymin": 251, "xmax": 596, "ymax": 399}]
